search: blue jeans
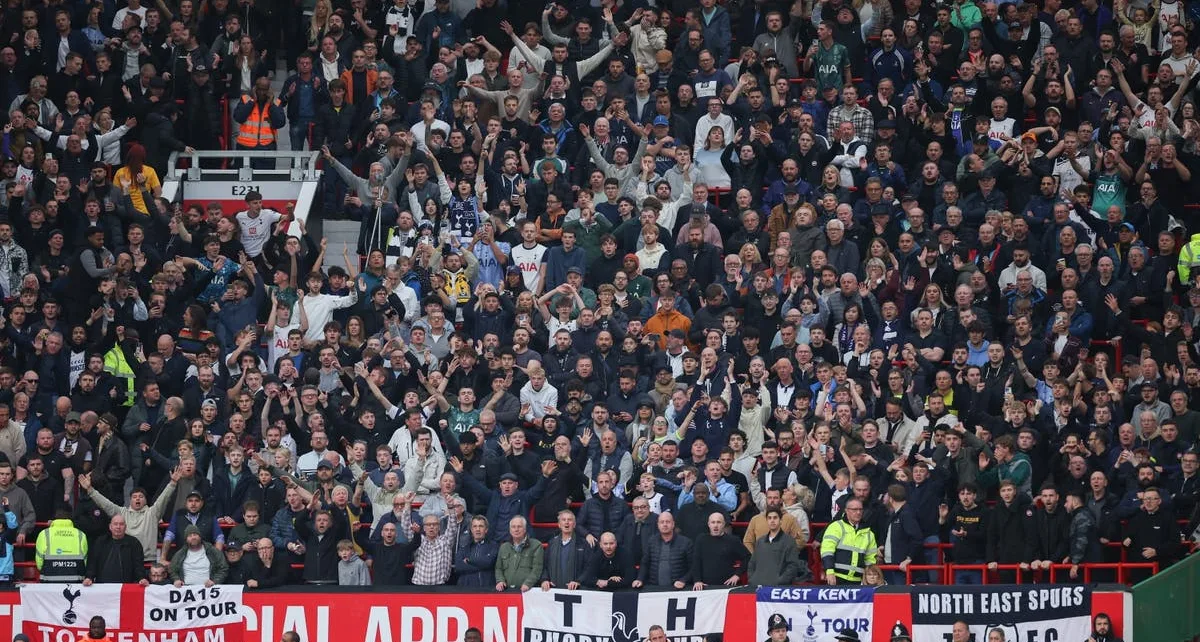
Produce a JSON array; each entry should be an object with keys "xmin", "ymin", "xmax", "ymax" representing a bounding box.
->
[
  {"xmin": 953, "ymin": 565, "xmax": 984, "ymax": 584},
  {"xmin": 289, "ymin": 119, "xmax": 312, "ymax": 151}
]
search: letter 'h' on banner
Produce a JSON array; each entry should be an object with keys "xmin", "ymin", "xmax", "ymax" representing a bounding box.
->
[{"xmin": 19, "ymin": 584, "xmax": 245, "ymax": 642}]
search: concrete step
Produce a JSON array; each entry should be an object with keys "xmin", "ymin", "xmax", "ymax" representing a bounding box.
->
[{"xmin": 322, "ymin": 221, "xmax": 361, "ymax": 252}]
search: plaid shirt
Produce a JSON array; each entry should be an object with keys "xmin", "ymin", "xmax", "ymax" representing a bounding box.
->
[
  {"xmin": 402, "ymin": 505, "xmax": 460, "ymax": 586},
  {"xmin": 826, "ymin": 105, "xmax": 876, "ymax": 145}
]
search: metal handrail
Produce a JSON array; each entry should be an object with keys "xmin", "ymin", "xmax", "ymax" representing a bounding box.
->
[{"xmin": 164, "ymin": 150, "xmax": 322, "ymax": 181}]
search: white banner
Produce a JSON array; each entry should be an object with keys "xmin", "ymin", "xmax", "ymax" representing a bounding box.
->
[
  {"xmin": 523, "ymin": 589, "xmax": 730, "ymax": 642},
  {"xmin": 20, "ymin": 584, "xmax": 245, "ymax": 642},
  {"xmin": 142, "ymin": 585, "xmax": 244, "ymax": 629},
  {"xmin": 19, "ymin": 584, "xmax": 122, "ymax": 628},
  {"xmin": 911, "ymin": 585, "xmax": 1092, "ymax": 642},
  {"xmin": 755, "ymin": 586, "xmax": 873, "ymax": 642}
]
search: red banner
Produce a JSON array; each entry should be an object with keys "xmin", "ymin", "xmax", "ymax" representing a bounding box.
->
[{"xmin": 0, "ymin": 586, "xmax": 1131, "ymax": 642}]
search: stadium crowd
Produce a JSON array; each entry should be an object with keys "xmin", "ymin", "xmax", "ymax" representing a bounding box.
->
[{"xmin": 0, "ymin": 0, "xmax": 1193, "ymax": 591}]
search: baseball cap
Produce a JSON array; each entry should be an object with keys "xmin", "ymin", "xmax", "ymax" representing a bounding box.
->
[
  {"xmin": 878, "ymin": 119, "xmax": 897, "ymax": 129},
  {"xmin": 653, "ymin": 115, "xmax": 670, "ymax": 127},
  {"xmin": 66, "ymin": 411, "xmax": 81, "ymax": 423},
  {"xmin": 186, "ymin": 491, "xmax": 204, "ymax": 501},
  {"xmin": 566, "ymin": 266, "xmax": 584, "ymax": 276},
  {"xmin": 316, "ymin": 460, "xmax": 334, "ymax": 470},
  {"xmin": 499, "ymin": 472, "xmax": 519, "ymax": 483}
]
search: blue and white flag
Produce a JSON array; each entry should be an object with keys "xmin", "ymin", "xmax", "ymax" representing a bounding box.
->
[{"xmin": 755, "ymin": 586, "xmax": 874, "ymax": 642}]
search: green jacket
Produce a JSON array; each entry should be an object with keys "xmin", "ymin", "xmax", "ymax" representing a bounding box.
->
[
  {"xmin": 563, "ymin": 215, "xmax": 614, "ymax": 264},
  {"xmin": 977, "ymin": 451, "xmax": 1033, "ymax": 498},
  {"xmin": 168, "ymin": 542, "xmax": 229, "ymax": 584},
  {"xmin": 496, "ymin": 537, "xmax": 543, "ymax": 589}
]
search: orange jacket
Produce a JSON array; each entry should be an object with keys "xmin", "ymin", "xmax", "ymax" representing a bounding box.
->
[
  {"xmin": 643, "ymin": 309, "xmax": 691, "ymax": 349},
  {"xmin": 339, "ymin": 68, "xmax": 378, "ymax": 103}
]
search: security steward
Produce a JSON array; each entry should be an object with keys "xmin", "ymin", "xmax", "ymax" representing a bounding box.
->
[
  {"xmin": 765, "ymin": 613, "xmax": 789, "ymax": 642},
  {"xmin": 233, "ymin": 76, "xmax": 286, "ymax": 169},
  {"xmin": 35, "ymin": 509, "xmax": 89, "ymax": 582},
  {"xmin": 819, "ymin": 497, "xmax": 878, "ymax": 585}
]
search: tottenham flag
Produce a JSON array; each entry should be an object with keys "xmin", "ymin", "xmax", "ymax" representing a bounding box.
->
[
  {"xmin": 20, "ymin": 584, "xmax": 245, "ymax": 642},
  {"xmin": 523, "ymin": 589, "xmax": 730, "ymax": 642}
]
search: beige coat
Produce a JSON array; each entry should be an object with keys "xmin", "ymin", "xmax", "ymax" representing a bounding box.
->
[{"xmin": 0, "ymin": 420, "xmax": 25, "ymax": 465}]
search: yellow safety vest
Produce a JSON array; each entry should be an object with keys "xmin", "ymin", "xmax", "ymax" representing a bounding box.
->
[
  {"xmin": 103, "ymin": 345, "xmax": 136, "ymax": 407},
  {"xmin": 819, "ymin": 518, "xmax": 878, "ymax": 583},
  {"xmin": 35, "ymin": 519, "xmax": 88, "ymax": 581},
  {"xmin": 1178, "ymin": 233, "xmax": 1200, "ymax": 285}
]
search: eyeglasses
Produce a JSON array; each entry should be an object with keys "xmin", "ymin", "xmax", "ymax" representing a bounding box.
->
[{"xmin": 24, "ymin": 378, "xmax": 38, "ymax": 383}]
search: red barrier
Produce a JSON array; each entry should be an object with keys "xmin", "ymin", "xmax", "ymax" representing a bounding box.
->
[{"xmin": 0, "ymin": 586, "xmax": 1131, "ymax": 642}]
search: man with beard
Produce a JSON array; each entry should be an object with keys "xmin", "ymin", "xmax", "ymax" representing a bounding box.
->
[
  {"xmin": 1026, "ymin": 484, "xmax": 1070, "ymax": 573},
  {"xmin": 1117, "ymin": 463, "xmax": 1170, "ymax": 518},
  {"xmin": 1088, "ymin": 613, "xmax": 1125, "ymax": 642},
  {"xmin": 942, "ymin": 482, "xmax": 987, "ymax": 584}
]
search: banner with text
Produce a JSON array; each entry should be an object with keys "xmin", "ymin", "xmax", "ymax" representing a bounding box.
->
[
  {"xmin": 910, "ymin": 585, "xmax": 1092, "ymax": 642},
  {"xmin": 755, "ymin": 586, "xmax": 874, "ymax": 642},
  {"xmin": 522, "ymin": 589, "xmax": 730, "ymax": 642},
  {"xmin": 20, "ymin": 584, "xmax": 244, "ymax": 642}
]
